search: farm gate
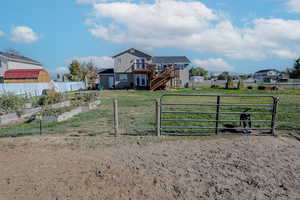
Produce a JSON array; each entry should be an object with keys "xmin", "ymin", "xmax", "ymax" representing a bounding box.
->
[{"xmin": 156, "ymin": 94, "xmax": 279, "ymax": 136}]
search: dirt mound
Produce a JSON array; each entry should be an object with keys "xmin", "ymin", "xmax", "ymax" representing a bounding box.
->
[{"xmin": 0, "ymin": 136, "xmax": 299, "ymax": 200}]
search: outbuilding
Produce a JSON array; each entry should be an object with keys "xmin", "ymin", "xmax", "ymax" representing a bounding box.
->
[{"xmin": 4, "ymin": 69, "xmax": 51, "ymax": 83}]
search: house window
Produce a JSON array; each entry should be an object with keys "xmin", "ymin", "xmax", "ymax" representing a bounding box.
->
[
  {"xmin": 176, "ymin": 64, "xmax": 185, "ymax": 70},
  {"xmin": 119, "ymin": 74, "xmax": 128, "ymax": 81}
]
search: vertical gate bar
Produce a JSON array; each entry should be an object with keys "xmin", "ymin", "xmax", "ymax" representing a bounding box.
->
[
  {"xmin": 215, "ymin": 96, "xmax": 221, "ymax": 134},
  {"xmin": 156, "ymin": 99, "xmax": 161, "ymax": 136},
  {"xmin": 271, "ymin": 97, "xmax": 279, "ymax": 136},
  {"xmin": 113, "ymin": 99, "xmax": 119, "ymax": 136}
]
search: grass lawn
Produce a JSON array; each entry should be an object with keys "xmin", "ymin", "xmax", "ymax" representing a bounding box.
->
[{"xmin": 0, "ymin": 85, "xmax": 299, "ymax": 138}]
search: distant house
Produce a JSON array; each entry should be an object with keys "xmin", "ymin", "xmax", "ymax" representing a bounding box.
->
[
  {"xmin": 110, "ymin": 48, "xmax": 190, "ymax": 90},
  {"xmin": 254, "ymin": 69, "xmax": 282, "ymax": 82},
  {"xmin": 0, "ymin": 51, "xmax": 50, "ymax": 83},
  {"xmin": 190, "ymin": 76, "xmax": 204, "ymax": 83}
]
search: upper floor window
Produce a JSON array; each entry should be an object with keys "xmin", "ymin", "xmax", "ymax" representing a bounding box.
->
[{"xmin": 176, "ymin": 64, "xmax": 185, "ymax": 70}]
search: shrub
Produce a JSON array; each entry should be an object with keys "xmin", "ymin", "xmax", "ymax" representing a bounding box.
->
[
  {"xmin": 258, "ymin": 85, "xmax": 265, "ymax": 90},
  {"xmin": 38, "ymin": 90, "xmax": 63, "ymax": 106},
  {"xmin": 211, "ymin": 84, "xmax": 220, "ymax": 89},
  {"xmin": 225, "ymin": 76, "xmax": 234, "ymax": 89},
  {"xmin": 247, "ymin": 86, "xmax": 253, "ymax": 90},
  {"xmin": 72, "ymin": 92, "xmax": 97, "ymax": 106},
  {"xmin": 237, "ymin": 79, "xmax": 245, "ymax": 90},
  {"xmin": 0, "ymin": 94, "xmax": 25, "ymax": 115}
]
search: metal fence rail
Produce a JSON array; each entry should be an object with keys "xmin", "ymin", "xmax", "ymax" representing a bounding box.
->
[{"xmin": 156, "ymin": 94, "xmax": 279, "ymax": 136}]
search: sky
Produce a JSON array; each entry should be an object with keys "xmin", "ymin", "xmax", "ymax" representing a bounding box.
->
[{"xmin": 0, "ymin": 0, "xmax": 300, "ymax": 74}]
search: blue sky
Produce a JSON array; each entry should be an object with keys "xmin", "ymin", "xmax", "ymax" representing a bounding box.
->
[{"xmin": 0, "ymin": 0, "xmax": 299, "ymax": 74}]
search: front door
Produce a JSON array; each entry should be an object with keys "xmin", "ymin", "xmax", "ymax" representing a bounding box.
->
[
  {"xmin": 108, "ymin": 76, "xmax": 114, "ymax": 88},
  {"xmin": 134, "ymin": 74, "xmax": 148, "ymax": 87}
]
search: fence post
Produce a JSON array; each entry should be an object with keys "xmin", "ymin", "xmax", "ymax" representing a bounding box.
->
[
  {"xmin": 156, "ymin": 99, "xmax": 161, "ymax": 136},
  {"xmin": 113, "ymin": 99, "xmax": 119, "ymax": 136},
  {"xmin": 271, "ymin": 97, "xmax": 279, "ymax": 136},
  {"xmin": 215, "ymin": 96, "xmax": 221, "ymax": 134}
]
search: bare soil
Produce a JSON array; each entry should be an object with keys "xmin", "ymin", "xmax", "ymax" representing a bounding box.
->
[{"xmin": 0, "ymin": 135, "xmax": 299, "ymax": 200}]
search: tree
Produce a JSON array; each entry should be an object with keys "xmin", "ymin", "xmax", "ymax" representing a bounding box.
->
[
  {"xmin": 218, "ymin": 71, "xmax": 230, "ymax": 80},
  {"xmin": 189, "ymin": 67, "xmax": 208, "ymax": 77},
  {"xmin": 288, "ymin": 58, "xmax": 300, "ymax": 78},
  {"xmin": 82, "ymin": 61, "xmax": 98, "ymax": 84},
  {"xmin": 67, "ymin": 60, "xmax": 83, "ymax": 81}
]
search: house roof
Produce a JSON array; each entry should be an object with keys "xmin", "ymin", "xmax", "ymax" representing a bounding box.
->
[
  {"xmin": 0, "ymin": 52, "xmax": 42, "ymax": 66},
  {"xmin": 112, "ymin": 48, "xmax": 152, "ymax": 59},
  {"xmin": 97, "ymin": 68, "xmax": 114, "ymax": 74},
  {"xmin": 255, "ymin": 69, "xmax": 280, "ymax": 73},
  {"xmin": 4, "ymin": 69, "xmax": 44, "ymax": 79},
  {"xmin": 152, "ymin": 56, "xmax": 191, "ymax": 64}
]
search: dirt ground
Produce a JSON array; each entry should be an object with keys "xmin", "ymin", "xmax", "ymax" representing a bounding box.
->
[{"xmin": 0, "ymin": 135, "xmax": 299, "ymax": 200}]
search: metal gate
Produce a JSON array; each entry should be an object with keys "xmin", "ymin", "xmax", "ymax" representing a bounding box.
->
[{"xmin": 156, "ymin": 94, "xmax": 279, "ymax": 136}]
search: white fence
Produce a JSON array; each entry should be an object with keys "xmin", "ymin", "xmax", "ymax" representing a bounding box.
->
[{"xmin": 0, "ymin": 82, "xmax": 86, "ymax": 96}]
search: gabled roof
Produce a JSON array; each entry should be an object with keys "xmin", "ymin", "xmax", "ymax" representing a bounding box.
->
[
  {"xmin": 112, "ymin": 48, "xmax": 152, "ymax": 59},
  {"xmin": 4, "ymin": 69, "xmax": 44, "ymax": 79},
  {"xmin": 152, "ymin": 56, "xmax": 191, "ymax": 64},
  {"xmin": 0, "ymin": 52, "xmax": 42, "ymax": 66}
]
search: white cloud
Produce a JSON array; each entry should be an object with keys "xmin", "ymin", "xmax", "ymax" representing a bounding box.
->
[
  {"xmin": 287, "ymin": 0, "xmax": 300, "ymax": 13},
  {"xmin": 271, "ymin": 49, "xmax": 298, "ymax": 59},
  {"xmin": 10, "ymin": 26, "xmax": 39, "ymax": 43},
  {"xmin": 192, "ymin": 58, "xmax": 233, "ymax": 72},
  {"xmin": 85, "ymin": 0, "xmax": 300, "ymax": 61},
  {"xmin": 65, "ymin": 56, "xmax": 113, "ymax": 68}
]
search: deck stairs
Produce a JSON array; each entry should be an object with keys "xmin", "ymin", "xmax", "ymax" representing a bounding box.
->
[{"xmin": 132, "ymin": 63, "xmax": 178, "ymax": 91}]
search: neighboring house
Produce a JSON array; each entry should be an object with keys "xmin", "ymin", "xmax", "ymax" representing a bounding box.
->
[
  {"xmin": 254, "ymin": 69, "xmax": 281, "ymax": 82},
  {"xmin": 190, "ymin": 76, "xmax": 204, "ymax": 83},
  {"xmin": 111, "ymin": 48, "xmax": 191, "ymax": 90},
  {"xmin": 97, "ymin": 68, "xmax": 115, "ymax": 89},
  {"xmin": 0, "ymin": 51, "xmax": 50, "ymax": 83}
]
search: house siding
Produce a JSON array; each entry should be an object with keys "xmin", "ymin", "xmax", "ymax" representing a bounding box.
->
[
  {"xmin": 179, "ymin": 65, "xmax": 190, "ymax": 87},
  {"xmin": 114, "ymin": 53, "xmax": 139, "ymax": 73}
]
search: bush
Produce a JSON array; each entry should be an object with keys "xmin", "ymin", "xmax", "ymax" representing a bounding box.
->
[
  {"xmin": 211, "ymin": 84, "xmax": 220, "ymax": 89},
  {"xmin": 237, "ymin": 79, "xmax": 245, "ymax": 90},
  {"xmin": 38, "ymin": 90, "xmax": 63, "ymax": 106},
  {"xmin": 225, "ymin": 76, "xmax": 234, "ymax": 89},
  {"xmin": 247, "ymin": 86, "xmax": 253, "ymax": 90},
  {"xmin": 72, "ymin": 92, "xmax": 97, "ymax": 106},
  {"xmin": 258, "ymin": 85, "xmax": 265, "ymax": 90},
  {"xmin": 0, "ymin": 94, "xmax": 25, "ymax": 115}
]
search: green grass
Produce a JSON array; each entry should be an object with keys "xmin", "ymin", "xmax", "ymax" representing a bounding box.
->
[{"xmin": 0, "ymin": 85, "xmax": 299, "ymax": 138}]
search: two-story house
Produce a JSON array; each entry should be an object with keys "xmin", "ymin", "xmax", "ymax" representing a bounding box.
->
[
  {"xmin": 253, "ymin": 69, "xmax": 282, "ymax": 82},
  {"xmin": 0, "ymin": 51, "xmax": 50, "ymax": 83},
  {"xmin": 110, "ymin": 48, "xmax": 190, "ymax": 90}
]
